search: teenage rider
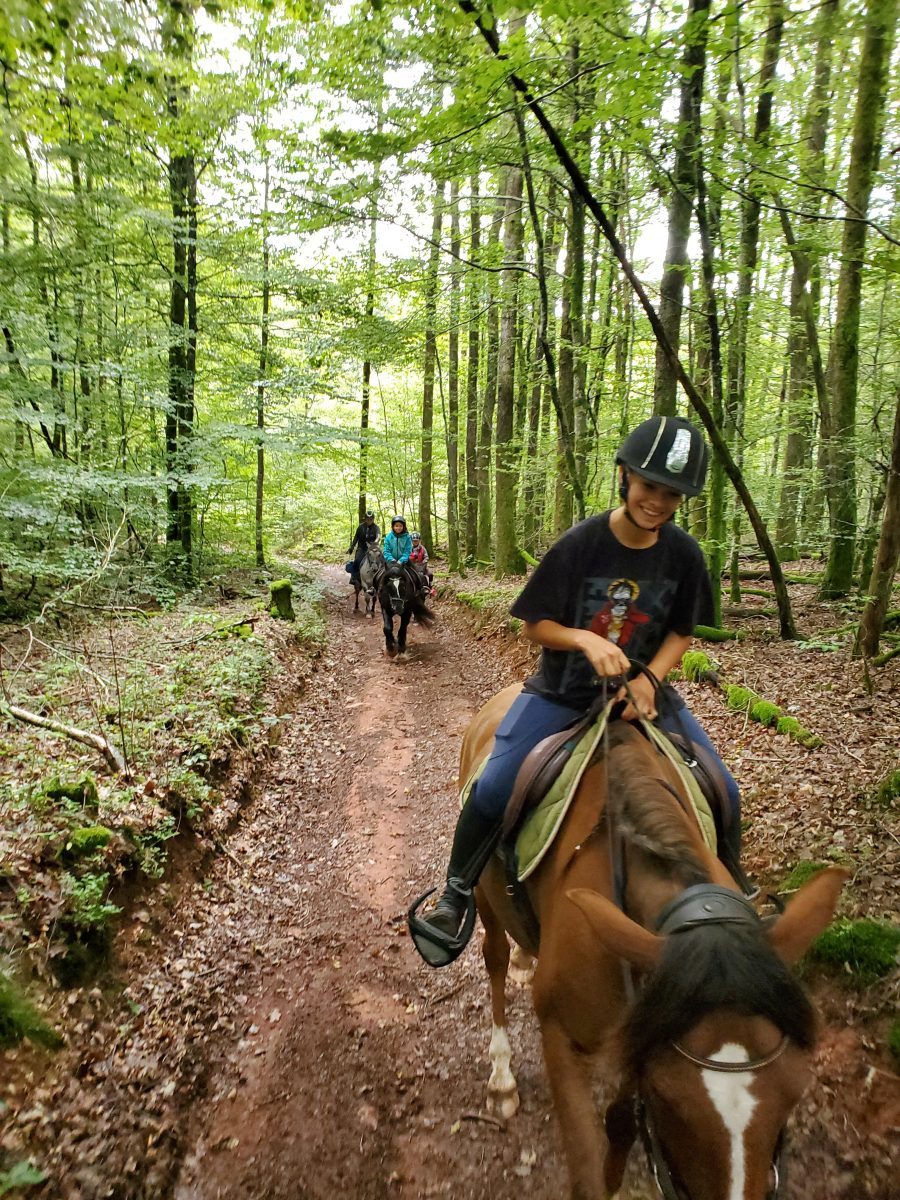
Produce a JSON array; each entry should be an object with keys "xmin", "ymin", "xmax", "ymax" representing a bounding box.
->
[{"xmin": 416, "ymin": 415, "xmax": 743, "ymax": 959}]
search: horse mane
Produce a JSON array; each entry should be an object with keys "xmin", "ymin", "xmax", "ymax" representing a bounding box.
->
[
  {"xmin": 605, "ymin": 722, "xmax": 707, "ymax": 888},
  {"xmin": 623, "ymin": 923, "xmax": 817, "ymax": 1071}
]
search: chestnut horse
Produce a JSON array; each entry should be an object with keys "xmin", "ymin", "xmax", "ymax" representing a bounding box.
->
[{"xmin": 463, "ymin": 683, "xmax": 845, "ymax": 1200}]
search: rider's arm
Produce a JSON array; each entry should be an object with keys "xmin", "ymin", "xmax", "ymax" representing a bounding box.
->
[
  {"xmin": 618, "ymin": 630, "xmax": 692, "ymax": 721},
  {"xmin": 522, "ymin": 619, "xmax": 630, "ymax": 678}
]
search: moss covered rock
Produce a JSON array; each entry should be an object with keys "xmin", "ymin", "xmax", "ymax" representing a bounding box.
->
[
  {"xmin": 64, "ymin": 825, "xmax": 114, "ymax": 859},
  {"xmin": 43, "ymin": 774, "xmax": 99, "ymax": 811},
  {"xmin": 873, "ymin": 769, "xmax": 900, "ymax": 809},
  {"xmin": 0, "ymin": 972, "xmax": 63, "ymax": 1050},
  {"xmin": 808, "ymin": 918, "xmax": 900, "ymax": 986}
]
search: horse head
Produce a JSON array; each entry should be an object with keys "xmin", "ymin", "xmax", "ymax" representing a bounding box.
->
[
  {"xmin": 382, "ymin": 562, "xmax": 408, "ymax": 615},
  {"xmin": 568, "ymin": 866, "xmax": 847, "ymax": 1200}
]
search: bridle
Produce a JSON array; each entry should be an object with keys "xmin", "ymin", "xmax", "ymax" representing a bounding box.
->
[{"xmin": 596, "ymin": 674, "xmax": 789, "ymax": 1200}]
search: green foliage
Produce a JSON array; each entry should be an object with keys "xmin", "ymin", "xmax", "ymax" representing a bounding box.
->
[
  {"xmin": 780, "ymin": 860, "xmax": 828, "ymax": 892},
  {"xmin": 0, "ymin": 1161, "xmax": 47, "ymax": 1196},
  {"xmin": 60, "ymin": 872, "xmax": 121, "ymax": 932},
  {"xmin": 0, "ymin": 973, "xmax": 62, "ymax": 1051},
  {"xmin": 873, "ymin": 769, "xmax": 900, "ymax": 809},
  {"xmin": 808, "ymin": 919, "xmax": 900, "ymax": 986}
]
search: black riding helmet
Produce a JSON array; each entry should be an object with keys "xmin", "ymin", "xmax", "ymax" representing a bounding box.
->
[
  {"xmin": 616, "ymin": 416, "xmax": 708, "ymax": 497},
  {"xmin": 390, "ymin": 515, "xmax": 408, "ymax": 531}
]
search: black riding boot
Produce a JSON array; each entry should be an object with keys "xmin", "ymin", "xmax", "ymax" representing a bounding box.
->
[{"xmin": 427, "ymin": 801, "xmax": 502, "ymax": 937}]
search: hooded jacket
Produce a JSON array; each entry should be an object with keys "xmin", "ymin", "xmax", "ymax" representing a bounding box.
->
[{"xmin": 383, "ymin": 526, "xmax": 413, "ymax": 564}]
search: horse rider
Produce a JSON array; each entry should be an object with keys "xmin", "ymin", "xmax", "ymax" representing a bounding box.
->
[
  {"xmin": 416, "ymin": 415, "xmax": 747, "ymax": 960},
  {"xmin": 409, "ymin": 532, "xmax": 434, "ymax": 596},
  {"xmin": 348, "ymin": 510, "xmax": 380, "ymax": 586},
  {"xmin": 383, "ymin": 515, "xmax": 424, "ymax": 596}
]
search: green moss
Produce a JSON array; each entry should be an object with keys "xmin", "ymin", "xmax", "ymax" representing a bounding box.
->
[
  {"xmin": 268, "ymin": 579, "xmax": 295, "ymax": 620},
  {"xmin": 65, "ymin": 825, "xmax": 113, "ymax": 857},
  {"xmin": 725, "ymin": 685, "xmax": 756, "ymax": 713},
  {"xmin": 42, "ymin": 774, "xmax": 99, "ymax": 811},
  {"xmin": 750, "ymin": 700, "xmax": 780, "ymax": 727},
  {"xmin": 780, "ymin": 860, "xmax": 828, "ymax": 892},
  {"xmin": 694, "ymin": 624, "xmax": 742, "ymax": 641},
  {"xmin": 808, "ymin": 918, "xmax": 900, "ymax": 986},
  {"xmin": 682, "ymin": 650, "xmax": 714, "ymax": 681},
  {"xmin": 776, "ymin": 715, "xmax": 801, "ymax": 736},
  {"xmin": 0, "ymin": 1160, "xmax": 48, "ymax": 1194},
  {"xmin": 456, "ymin": 588, "xmax": 510, "ymax": 610},
  {"xmin": 873, "ymin": 769, "xmax": 900, "ymax": 809},
  {"xmin": 889, "ymin": 1019, "xmax": 900, "ymax": 1065},
  {"xmin": 0, "ymin": 973, "xmax": 63, "ymax": 1050},
  {"xmin": 795, "ymin": 727, "xmax": 824, "ymax": 750}
]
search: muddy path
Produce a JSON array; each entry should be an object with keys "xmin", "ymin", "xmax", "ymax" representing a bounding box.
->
[{"xmin": 5, "ymin": 565, "xmax": 895, "ymax": 1199}]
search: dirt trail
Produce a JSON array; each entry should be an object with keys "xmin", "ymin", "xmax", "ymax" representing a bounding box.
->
[{"xmin": 172, "ymin": 567, "xmax": 577, "ymax": 1200}]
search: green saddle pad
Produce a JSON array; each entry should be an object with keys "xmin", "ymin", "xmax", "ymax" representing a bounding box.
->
[{"xmin": 459, "ymin": 704, "xmax": 718, "ymax": 883}]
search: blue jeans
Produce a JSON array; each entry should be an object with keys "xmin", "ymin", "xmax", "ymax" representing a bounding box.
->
[{"xmin": 467, "ymin": 690, "xmax": 741, "ymax": 858}]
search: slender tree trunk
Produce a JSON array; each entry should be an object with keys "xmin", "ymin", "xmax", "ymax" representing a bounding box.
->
[
  {"xmin": 476, "ymin": 182, "xmax": 504, "ymax": 563},
  {"xmin": 164, "ymin": 0, "xmax": 198, "ymax": 573},
  {"xmin": 447, "ymin": 178, "xmax": 461, "ymax": 572},
  {"xmin": 464, "ymin": 173, "xmax": 481, "ymax": 559},
  {"xmin": 359, "ymin": 161, "xmax": 380, "ymax": 523},
  {"xmin": 495, "ymin": 156, "xmax": 525, "ymax": 577},
  {"xmin": 821, "ymin": 0, "xmax": 896, "ymax": 598},
  {"xmin": 653, "ymin": 0, "xmax": 711, "ymax": 417},
  {"xmin": 419, "ymin": 177, "xmax": 444, "ymax": 553},
  {"xmin": 255, "ymin": 161, "xmax": 270, "ymax": 569},
  {"xmin": 855, "ymin": 388, "xmax": 900, "ymax": 656}
]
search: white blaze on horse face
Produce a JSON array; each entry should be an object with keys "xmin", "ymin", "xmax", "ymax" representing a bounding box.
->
[{"xmin": 700, "ymin": 1043, "xmax": 758, "ymax": 1200}]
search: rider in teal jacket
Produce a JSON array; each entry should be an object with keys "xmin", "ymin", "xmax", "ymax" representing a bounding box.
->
[{"xmin": 383, "ymin": 516, "xmax": 413, "ymax": 563}]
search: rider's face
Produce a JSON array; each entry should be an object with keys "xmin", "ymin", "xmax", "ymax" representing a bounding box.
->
[
  {"xmin": 393, "ymin": 522, "xmax": 404, "ymax": 534},
  {"xmin": 623, "ymin": 471, "xmax": 682, "ymax": 529}
]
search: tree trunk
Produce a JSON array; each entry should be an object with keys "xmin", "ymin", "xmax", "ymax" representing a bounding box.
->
[
  {"xmin": 494, "ymin": 155, "xmax": 525, "ymax": 577},
  {"xmin": 821, "ymin": 0, "xmax": 897, "ymax": 598},
  {"xmin": 446, "ymin": 179, "xmax": 461, "ymax": 572},
  {"xmin": 855, "ymin": 388, "xmax": 900, "ymax": 656},
  {"xmin": 255, "ymin": 160, "xmax": 270, "ymax": 569},
  {"xmin": 419, "ymin": 176, "xmax": 444, "ymax": 553},
  {"xmin": 359, "ymin": 161, "xmax": 380, "ymax": 524},
  {"xmin": 164, "ymin": 0, "xmax": 198, "ymax": 574},
  {"xmin": 476, "ymin": 181, "xmax": 504, "ymax": 563},
  {"xmin": 652, "ymin": 0, "xmax": 711, "ymax": 417},
  {"xmin": 464, "ymin": 173, "xmax": 480, "ymax": 559}
]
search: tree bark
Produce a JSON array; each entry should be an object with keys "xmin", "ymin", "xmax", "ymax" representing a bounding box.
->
[
  {"xmin": 855, "ymin": 388, "xmax": 900, "ymax": 657},
  {"xmin": 419, "ymin": 176, "xmax": 444, "ymax": 553},
  {"xmin": 652, "ymin": 0, "xmax": 711, "ymax": 417},
  {"xmin": 821, "ymin": 0, "xmax": 897, "ymax": 598}
]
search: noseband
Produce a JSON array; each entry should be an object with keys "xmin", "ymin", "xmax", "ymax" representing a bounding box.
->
[{"xmin": 637, "ymin": 884, "xmax": 787, "ymax": 1200}]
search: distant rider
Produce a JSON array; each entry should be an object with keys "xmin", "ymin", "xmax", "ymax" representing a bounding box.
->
[
  {"xmin": 409, "ymin": 532, "xmax": 434, "ymax": 596},
  {"xmin": 348, "ymin": 511, "xmax": 380, "ymax": 586}
]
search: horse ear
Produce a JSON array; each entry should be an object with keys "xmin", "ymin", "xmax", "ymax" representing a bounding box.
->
[
  {"xmin": 766, "ymin": 865, "xmax": 849, "ymax": 965},
  {"xmin": 566, "ymin": 888, "xmax": 663, "ymax": 970}
]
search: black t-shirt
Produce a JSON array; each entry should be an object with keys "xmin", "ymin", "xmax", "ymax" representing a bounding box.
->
[{"xmin": 509, "ymin": 512, "xmax": 714, "ymax": 706}]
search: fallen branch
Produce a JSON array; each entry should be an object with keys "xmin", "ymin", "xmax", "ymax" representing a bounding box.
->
[
  {"xmin": 1, "ymin": 702, "xmax": 128, "ymax": 775},
  {"xmin": 461, "ymin": 1111, "xmax": 505, "ymax": 1130},
  {"xmin": 161, "ymin": 615, "xmax": 258, "ymax": 648}
]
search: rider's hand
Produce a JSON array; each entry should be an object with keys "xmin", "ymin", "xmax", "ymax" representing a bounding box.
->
[
  {"xmin": 579, "ymin": 632, "xmax": 630, "ymax": 680},
  {"xmin": 617, "ymin": 674, "xmax": 657, "ymax": 721}
]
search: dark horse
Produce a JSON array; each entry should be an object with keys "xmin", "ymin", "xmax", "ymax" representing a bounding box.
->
[
  {"xmin": 459, "ymin": 684, "xmax": 846, "ymax": 1200},
  {"xmin": 376, "ymin": 561, "xmax": 434, "ymax": 657}
]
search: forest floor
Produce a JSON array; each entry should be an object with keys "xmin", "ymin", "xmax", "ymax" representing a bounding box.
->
[{"xmin": 1, "ymin": 561, "xmax": 898, "ymax": 1199}]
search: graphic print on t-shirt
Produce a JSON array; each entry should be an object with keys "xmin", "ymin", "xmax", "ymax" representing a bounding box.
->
[
  {"xmin": 558, "ymin": 574, "xmax": 678, "ymax": 695},
  {"xmin": 590, "ymin": 578, "xmax": 651, "ymax": 646}
]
